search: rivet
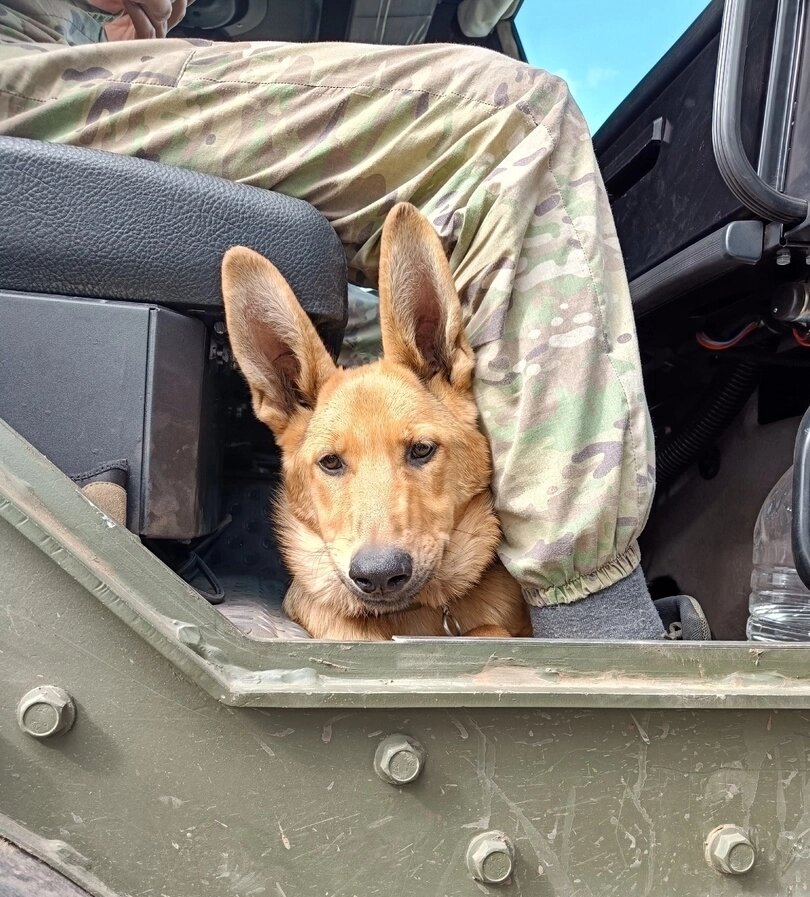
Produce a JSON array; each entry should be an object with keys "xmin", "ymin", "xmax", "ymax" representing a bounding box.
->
[
  {"xmin": 17, "ymin": 686, "xmax": 76, "ymax": 739},
  {"xmin": 466, "ymin": 831, "xmax": 515, "ymax": 885},
  {"xmin": 373, "ymin": 734, "xmax": 425, "ymax": 785}
]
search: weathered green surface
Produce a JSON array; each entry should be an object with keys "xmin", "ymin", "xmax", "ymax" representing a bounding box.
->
[
  {"xmin": 2, "ymin": 419, "xmax": 810, "ymax": 711},
  {"xmin": 2, "ymin": 420, "xmax": 810, "ymax": 895}
]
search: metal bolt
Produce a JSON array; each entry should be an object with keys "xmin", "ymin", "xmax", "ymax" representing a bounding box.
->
[
  {"xmin": 373, "ymin": 734, "xmax": 425, "ymax": 785},
  {"xmin": 16, "ymin": 686, "xmax": 76, "ymax": 739},
  {"xmin": 705, "ymin": 824, "xmax": 756, "ymax": 875},
  {"xmin": 776, "ymin": 247, "xmax": 792, "ymax": 266},
  {"xmin": 466, "ymin": 831, "xmax": 515, "ymax": 884}
]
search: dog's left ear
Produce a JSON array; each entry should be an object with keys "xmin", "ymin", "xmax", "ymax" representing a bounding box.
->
[{"xmin": 378, "ymin": 203, "xmax": 474, "ymax": 389}]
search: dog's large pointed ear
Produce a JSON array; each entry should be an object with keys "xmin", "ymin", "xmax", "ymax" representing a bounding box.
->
[
  {"xmin": 221, "ymin": 247, "xmax": 336, "ymax": 436},
  {"xmin": 378, "ymin": 203, "xmax": 474, "ymax": 389}
]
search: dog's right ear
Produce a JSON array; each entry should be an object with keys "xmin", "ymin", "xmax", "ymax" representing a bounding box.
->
[{"xmin": 221, "ymin": 247, "xmax": 336, "ymax": 437}]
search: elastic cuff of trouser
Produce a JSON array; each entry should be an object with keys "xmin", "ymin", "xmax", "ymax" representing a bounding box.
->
[{"xmin": 522, "ymin": 542, "xmax": 641, "ymax": 607}]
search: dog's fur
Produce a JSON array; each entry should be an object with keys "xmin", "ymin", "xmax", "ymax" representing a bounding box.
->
[{"xmin": 220, "ymin": 202, "xmax": 530, "ymax": 639}]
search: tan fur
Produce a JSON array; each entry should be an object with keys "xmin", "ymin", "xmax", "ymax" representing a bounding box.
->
[{"xmin": 221, "ymin": 202, "xmax": 531, "ymax": 640}]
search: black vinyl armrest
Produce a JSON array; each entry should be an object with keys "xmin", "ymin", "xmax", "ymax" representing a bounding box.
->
[{"xmin": 0, "ymin": 136, "xmax": 347, "ymax": 354}]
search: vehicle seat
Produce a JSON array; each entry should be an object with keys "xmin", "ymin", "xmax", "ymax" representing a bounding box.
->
[{"xmin": 0, "ymin": 136, "xmax": 347, "ymax": 539}]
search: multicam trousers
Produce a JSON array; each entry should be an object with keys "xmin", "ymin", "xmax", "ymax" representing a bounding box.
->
[{"xmin": 0, "ymin": 0, "xmax": 656, "ymax": 606}]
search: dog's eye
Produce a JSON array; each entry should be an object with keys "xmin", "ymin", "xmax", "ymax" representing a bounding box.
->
[
  {"xmin": 407, "ymin": 441, "xmax": 437, "ymax": 465},
  {"xmin": 318, "ymin": 453, "xmax": 344, "ymax": 474}
]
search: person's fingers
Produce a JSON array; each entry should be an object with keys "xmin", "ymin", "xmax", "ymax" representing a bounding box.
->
[
  {"xmin": 168, "ymin": 0, "xmax": 188, "ymax": 31},
  {"xmin": 144, "ymin": 0, "xmax": 174, "ymax": 34},
  {"xmin": 123, "ymin": 0, "xmax": 176, "ymax": 39},
  {"xmin": 122, "ymin": 0, "xmax": 156, "ymax": 38}
]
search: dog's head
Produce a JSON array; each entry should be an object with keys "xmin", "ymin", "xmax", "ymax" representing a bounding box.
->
[{"xmin": 221, "ymin": 203, "xmax": 499, "ymax": 620}]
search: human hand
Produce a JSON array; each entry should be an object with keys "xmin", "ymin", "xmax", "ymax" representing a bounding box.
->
[{"xmin": 101, "ymin": 0, "xmax": 190, "ymax": 41}]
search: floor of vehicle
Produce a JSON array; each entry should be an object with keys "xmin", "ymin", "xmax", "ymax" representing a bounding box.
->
[
  {"xmin": 179, "ymin": 476, "xmax": 310, "ymax": 640},
  {"xmin": 216, "ymin": 571, "xmax": 310, "ymax": 639},
  {"xmin": 642, "ymin": 397, "xmax": 801, "ymax": 640}
]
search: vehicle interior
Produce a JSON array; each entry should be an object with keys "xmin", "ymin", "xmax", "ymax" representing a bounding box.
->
[{"xmin": 2, "ymin": 0, "xmax": 809, "ymax": 643}]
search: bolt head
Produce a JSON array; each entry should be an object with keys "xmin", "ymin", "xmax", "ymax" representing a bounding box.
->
[
  {"xmin": 373, "ymin": 734, "xmax": 425, "ymax": 785},
  {"xmin": 705, "ymin": 824, "xmax": 756, "ymax": 875},
  {"xmin": 16, "ymin": 686, "xmax": 76, "ymax": 739},
  {"xmin": 466, "ymin": 831, "xmax": 515, "ymax": 885}
]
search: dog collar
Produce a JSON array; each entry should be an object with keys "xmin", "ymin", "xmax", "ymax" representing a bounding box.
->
[{"xmin": 442, "ymin": 606, "xmax": 463, "ymax": 637}]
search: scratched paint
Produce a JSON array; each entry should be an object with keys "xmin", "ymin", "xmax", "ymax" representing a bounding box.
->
[
  {"xmin": 3, "ymin": 551, "xmax": 810, "ymax": 897},
  {"xmin": 3, "ymin": 421, "xmax": 810, "ymax": 895}
]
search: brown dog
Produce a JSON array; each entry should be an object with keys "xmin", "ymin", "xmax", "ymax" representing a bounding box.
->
[{"xmin": 221, "ymin": 202, "xmax": 530, "ymax": 639}]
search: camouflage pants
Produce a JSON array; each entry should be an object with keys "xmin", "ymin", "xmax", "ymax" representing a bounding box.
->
[{"xmin": 0, "ymin": 1, "xmax": 656, "ymax": 605}]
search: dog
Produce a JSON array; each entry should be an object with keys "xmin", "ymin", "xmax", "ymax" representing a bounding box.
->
[{"xmin": 221, "ymin": 202, "xmax": 531, "ymax": 639}]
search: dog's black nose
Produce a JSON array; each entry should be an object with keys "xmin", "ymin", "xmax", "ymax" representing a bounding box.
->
[{"xmin": 349, "ymin": 546, "xmax": 413, "ymax": 596}]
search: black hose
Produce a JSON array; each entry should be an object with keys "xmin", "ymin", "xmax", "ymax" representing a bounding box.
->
[{"xmin": 656, "ymin": 360, "xmax": 759, "ymax": 489}]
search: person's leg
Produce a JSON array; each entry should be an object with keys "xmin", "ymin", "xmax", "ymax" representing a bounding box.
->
[{"xmin": 0, "ymin": 35, "xmax": 661, "ymax": 636}]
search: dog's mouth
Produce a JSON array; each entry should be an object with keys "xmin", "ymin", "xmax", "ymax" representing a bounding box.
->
[{"xmin": 357, "ymin": 595, "xmax": 416, "ymax": 615}]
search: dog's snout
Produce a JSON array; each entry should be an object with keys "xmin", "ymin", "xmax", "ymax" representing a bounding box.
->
[{"xmin": 349, "ymin": 546, "xmax": 413, "ymax": 596}]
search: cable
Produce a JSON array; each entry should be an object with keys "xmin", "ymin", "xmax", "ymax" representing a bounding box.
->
[
  {"xmin": 696, "ymin": 320, "xmax": 762, "ymax": 351},
  {"xmin": 176, "ymin": 514, "xmax": 233, "ymax": 605},
  {"xmin": 656, "ymin": 360, "xmax": 760, "ymax": 489},
  {"xmin": 793, "ymin": 327, "xmax": 810, "ymax": 348}
]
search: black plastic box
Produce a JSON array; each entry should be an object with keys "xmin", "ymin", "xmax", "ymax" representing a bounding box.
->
[{"xmin": 0, "ymin": 291, "xmax": 219, "ymax": 539}]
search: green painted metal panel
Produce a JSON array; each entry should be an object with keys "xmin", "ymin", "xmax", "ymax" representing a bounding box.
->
[{"xmin": 2, "ymin": 419, "xmax": 810, "ymax": 895}]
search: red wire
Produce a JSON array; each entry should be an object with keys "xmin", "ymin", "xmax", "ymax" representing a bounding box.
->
[
  {"xmin": 696, "ymin": 320, "xmax": 762, "ymax": 351},
  {"xmin": 793, "ymin": 327, "xmax": 810, "ymax": 348}
]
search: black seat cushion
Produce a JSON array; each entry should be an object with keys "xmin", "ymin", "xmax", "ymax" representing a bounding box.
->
[{"xmin": 0, "ymin": 137, "xmax": 347, "ymax": 353}]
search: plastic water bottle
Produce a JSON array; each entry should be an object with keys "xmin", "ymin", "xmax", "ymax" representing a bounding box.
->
[{"xmin": 748, "ymin": 467, "xmax": 810, "ymax": 641}]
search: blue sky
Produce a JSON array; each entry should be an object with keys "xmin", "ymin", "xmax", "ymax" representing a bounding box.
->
[{"xmin": 515, "ymin": 1, "xmax": 709, "ymax": 133}]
